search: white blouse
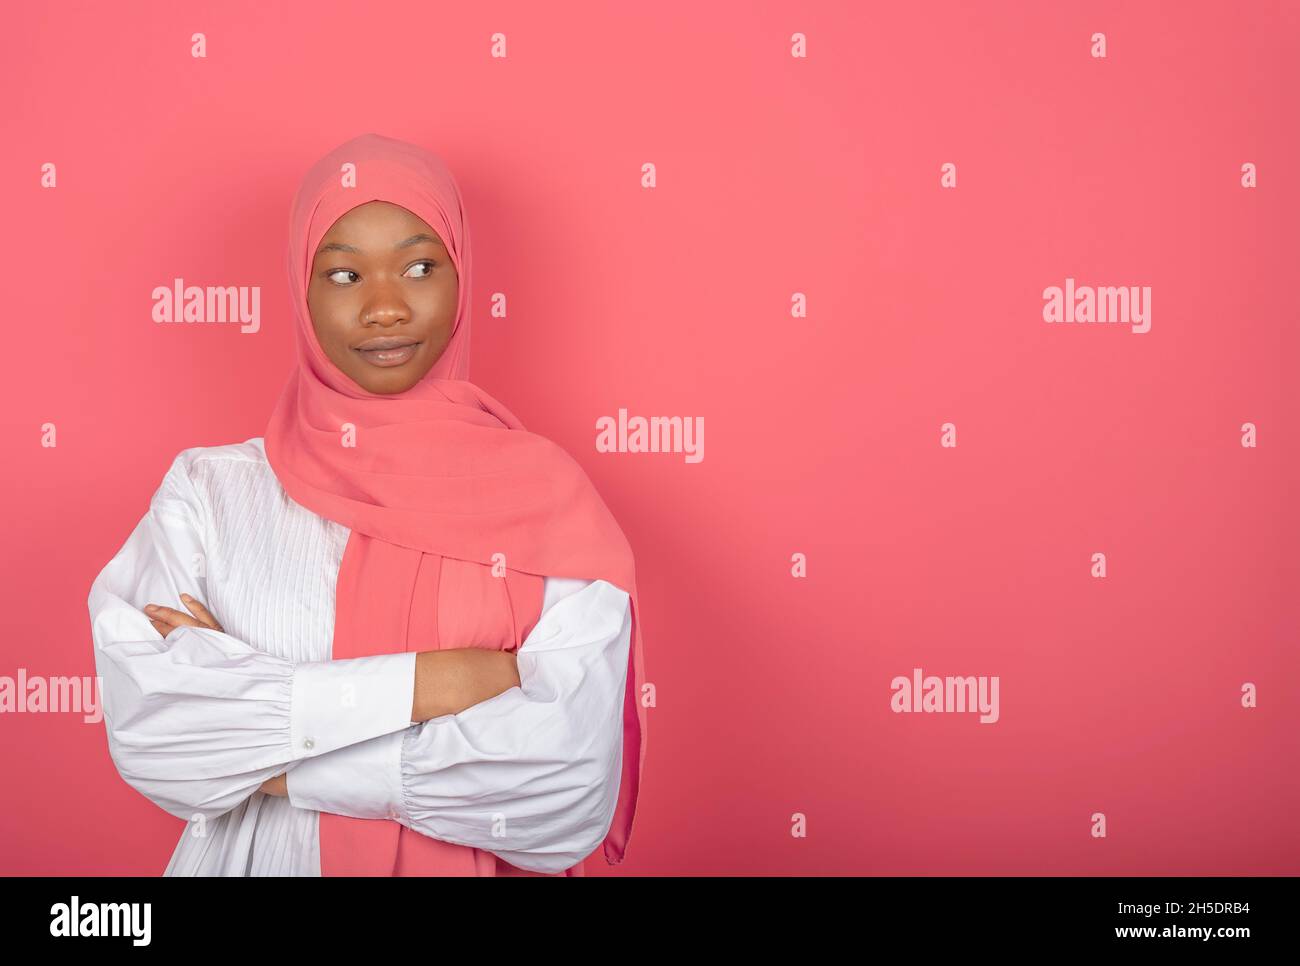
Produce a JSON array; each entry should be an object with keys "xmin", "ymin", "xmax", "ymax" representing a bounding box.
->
[{"xmin": 87, "ymin": 437, "xmax": 633, "ymax": 876}]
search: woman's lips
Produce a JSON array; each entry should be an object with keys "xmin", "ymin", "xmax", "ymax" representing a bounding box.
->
[{"xmin": 354, "ymin": 341, "xmax": 421, "ymax": 367}]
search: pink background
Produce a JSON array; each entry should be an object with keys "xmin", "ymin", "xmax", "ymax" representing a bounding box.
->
[{"xmin": 2, "ymin": 1, "xmax": 1297, "ymax": 874}]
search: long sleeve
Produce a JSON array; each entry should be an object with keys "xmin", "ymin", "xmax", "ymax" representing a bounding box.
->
[
  {"xmin": 88, "ymin": 451, "xmax": 419, "ymax": 823},
  {"xmin": 286, "ymin": 575, "xmax": 633, "ymax": 874}
]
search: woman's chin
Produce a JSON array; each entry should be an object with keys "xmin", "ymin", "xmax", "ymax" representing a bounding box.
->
[
  {"xmin": 334, "ymin": 355, "xmax": 433, "ymax": 394},
  {"xmin": 357, "ymin": 370, "xmax": 426, "ymax": 394}
]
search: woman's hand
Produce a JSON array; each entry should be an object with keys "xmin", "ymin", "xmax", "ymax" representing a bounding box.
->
[
  {"xmin": 259, "ymin": 774, "xmax": 288, "ymax": 797},
  {"xmin": 143, "ymin": 593, "xmax": 223, "ymax": 638}
]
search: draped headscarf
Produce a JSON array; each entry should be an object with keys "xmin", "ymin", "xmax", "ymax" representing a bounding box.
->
[{"xmin": 264, "ymin": 132, "xmax": 646, "ymax": 875}]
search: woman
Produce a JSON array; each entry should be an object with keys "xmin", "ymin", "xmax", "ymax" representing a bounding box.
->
[{"xmin": 87, "ymin": 133, "xmax": 647, "ymax": 877}]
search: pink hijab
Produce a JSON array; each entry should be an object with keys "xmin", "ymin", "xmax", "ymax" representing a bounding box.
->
[{"xmin": 264, "ymin": 132, "xmax": 646, "ymax": 875}]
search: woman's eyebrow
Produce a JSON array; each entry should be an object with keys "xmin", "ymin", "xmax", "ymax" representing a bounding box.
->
[{"xmin": 318, "ymin": 233, "xmax": 445, "ymax": 255}]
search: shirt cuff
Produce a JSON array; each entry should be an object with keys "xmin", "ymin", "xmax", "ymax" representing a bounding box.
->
[
  {"xmin": 289, "ymin": 651, "xmax": 417, "ymax": 760},
  {"xmin": 287, "ymin": 728, "xmax": 407, "ymax": 820}
]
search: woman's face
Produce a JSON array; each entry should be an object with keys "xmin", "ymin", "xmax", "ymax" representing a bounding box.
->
[{"xmin": 307, "ymin": 200, "xmax": 458, "ymax": 394}]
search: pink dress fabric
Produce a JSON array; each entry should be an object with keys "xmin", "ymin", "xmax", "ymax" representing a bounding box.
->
[{"xmin": 262, "ymin": 132, "xmax": 646, "ymax": 876}]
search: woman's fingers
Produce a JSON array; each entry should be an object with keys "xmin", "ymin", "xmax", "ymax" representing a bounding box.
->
[
  {"xmin": 143, "ymin": 595, "xmax": 222, "ymax": 637},
  {"xmin": 143, "ymin": 604, "xmax": 203, "ymax": 630},
  {"xmin": 180, "ymin": 593, "xmax": 223, "ymax": 632}
]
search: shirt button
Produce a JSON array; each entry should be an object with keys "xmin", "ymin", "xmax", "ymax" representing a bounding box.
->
[{"xmin": 303, "ymin": 738, "xmax": 315, "ymax": 750}]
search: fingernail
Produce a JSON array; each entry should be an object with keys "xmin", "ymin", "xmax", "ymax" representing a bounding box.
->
[
  {"xmin": 180, "ymin": 593, "xmax": 192, "ymax": 601},
  {"xmin": 144, "ymin": 605, "xmax": 158, "ymax": 613}
]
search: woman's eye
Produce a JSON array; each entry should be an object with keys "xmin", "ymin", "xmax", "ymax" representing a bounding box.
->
[
  {"xmin": 327, "ymin": 269, "xmax": 358, "ymax": 285},
  {"xmin": 405, "ymin": 260, "xmax": 436, "ymax": 278}
]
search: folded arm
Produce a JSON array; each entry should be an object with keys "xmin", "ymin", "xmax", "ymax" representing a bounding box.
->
[
  {"xmin": 287, "ymin": 577, "xmax": 633, "ymax": 874},
  {"xmin": 88, "ymin": 453, "xmax": 512, "ymax": 824}
]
